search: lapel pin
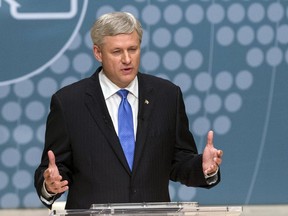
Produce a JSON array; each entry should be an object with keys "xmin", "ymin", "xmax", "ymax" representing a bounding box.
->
[{"xmin": 144, "ymin": 99, "xmax": 149, "ymax": 105}]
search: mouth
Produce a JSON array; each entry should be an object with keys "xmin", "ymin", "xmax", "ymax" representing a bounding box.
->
[{"xmin": 121, "ymin": 67, "xmax": 133, "ymax": 74}]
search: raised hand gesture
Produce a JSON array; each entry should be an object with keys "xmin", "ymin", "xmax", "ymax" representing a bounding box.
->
[
  {"xmin": 43, "ymin": 150, "xmax": 69, "ymax": 194},
  {"xmin": 202, "ymin": 131, "xmax": 223, "ymax": 176}
]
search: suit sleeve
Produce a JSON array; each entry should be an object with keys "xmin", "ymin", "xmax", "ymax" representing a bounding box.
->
[
  {"xmin": 34, "ymin": 93, "xmax": 73, "ymax": 209},
  {"xmin": 169, "ymin": 87, "xmax": 220, "ymax": 188}
]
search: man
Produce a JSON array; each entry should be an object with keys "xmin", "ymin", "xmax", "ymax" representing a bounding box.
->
[{"xmin": 34, "ymin": 12, "xmax": 223, "ymax": 210}]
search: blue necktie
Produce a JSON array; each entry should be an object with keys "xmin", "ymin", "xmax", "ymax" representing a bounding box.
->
[{"xmin": 117, "ymin": 89, "xmax": 135, "ymax": 170}]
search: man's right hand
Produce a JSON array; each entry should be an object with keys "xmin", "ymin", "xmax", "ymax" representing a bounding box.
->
[{"xmin": 43, "ymin": 150, "xmax": 69, "ymax": 194}]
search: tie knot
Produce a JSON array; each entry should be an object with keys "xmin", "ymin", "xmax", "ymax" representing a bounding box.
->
[{"xmin": 117, "ymin": 89, "xmax": 129, "ymax": 99}]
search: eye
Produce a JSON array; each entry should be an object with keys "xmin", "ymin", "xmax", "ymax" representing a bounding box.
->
[
  {"xmin": 112, "ymin": 49, "xmax": 122, "ymax": 55},
  {"xmin": 128, "ymin": 47, "xmax": 138, "ymax": 53}
]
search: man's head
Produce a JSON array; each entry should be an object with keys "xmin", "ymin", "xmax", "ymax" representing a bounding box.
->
[
  {"xmin": 91, "ymin": 12, "xmax": 143, "ymax": 88},
  {"xmin": 90, "ymin": 12, "xmax": 143, "ymax": 47}
]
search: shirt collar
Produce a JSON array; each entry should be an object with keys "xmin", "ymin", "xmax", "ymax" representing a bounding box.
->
[{"xmin": 99, "ymin": 69, "xmax": 139, "ymax": 100}]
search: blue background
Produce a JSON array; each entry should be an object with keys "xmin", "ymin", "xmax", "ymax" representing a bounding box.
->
[{"xmin": 0, "ymin": 0, "xmax": 288, "ymax": 208}]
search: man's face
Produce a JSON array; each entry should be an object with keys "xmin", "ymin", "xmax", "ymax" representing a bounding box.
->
[{"xmin": 93, "ymin": 31, "xmax": 141, "ymax": 88}]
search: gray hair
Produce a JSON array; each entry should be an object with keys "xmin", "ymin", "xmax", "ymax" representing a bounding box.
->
[{"xmin": 90, "ymin": 12, "xmax": 143, "ymax": 46}]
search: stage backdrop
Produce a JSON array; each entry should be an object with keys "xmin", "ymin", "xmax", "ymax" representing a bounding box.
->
[{"xmin": 0, "ymin": 0, "xmax": 288, "ymax": 208}]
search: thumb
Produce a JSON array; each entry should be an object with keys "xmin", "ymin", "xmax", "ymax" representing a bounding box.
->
[
  {"xmin": 48, "ymin": 150, "xmax": 56, "ymax": 167},
  {"xmin": 206, "ymin": 130, "xmax": 214, "ymax": 147}
]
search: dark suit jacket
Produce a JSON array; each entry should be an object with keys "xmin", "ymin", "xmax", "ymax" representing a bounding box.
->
[{"xmin": 34, "ymin": 67, "xmax": 220, "ymax": 209}]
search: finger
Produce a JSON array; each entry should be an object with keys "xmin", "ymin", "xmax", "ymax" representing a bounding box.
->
[
  {"xmin": 49, "ymin": 178, "xmax": 65, "ymax": 188},
  {"xmin": 47, "ymin": 180, "xmax": 69, "ymax": 194},
  {"xmin": 56, "ymin": 184, "xmax": 69, "ymax": 194},
  {"xmin": 217, "ymin": 150, "xmax": 223, "ymax": 157},
  {"xmin": 55, "ymin": 186, "xmax": 69, "ymax": 194},
  {"xmin": 206, "ymin": 130, "xmax": 214, "ymax": 147},
  {"xmin": 204, "ymin": 166, "xmax": 215, "ymax": 175},
  {"xmin": 59, "ymin": 180, "xmax": 69, "ymax": 188},
  {"xmin": 48, "ymin": 150, "xmax": 56, "ymax": 167},
  {"xmin": 214, "ymin": 157, "xmax": 222, "ymax": 166},
  {"xmin": 205, "ymin": 163, "xmax": 218, "ymax": 175}
]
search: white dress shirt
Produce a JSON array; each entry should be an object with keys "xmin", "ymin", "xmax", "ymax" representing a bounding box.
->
[{"xmin": 99, "ymin": 70, "xmax": 139, "ymax": 137}]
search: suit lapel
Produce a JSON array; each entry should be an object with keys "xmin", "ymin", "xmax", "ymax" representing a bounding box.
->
[
  {"xmin": 84, "ymin": 69, "xmax": 131, "ymax": 174},
  {"xmin": 133, "ymin": 73, "xmax": 155, "ymax": 172}
]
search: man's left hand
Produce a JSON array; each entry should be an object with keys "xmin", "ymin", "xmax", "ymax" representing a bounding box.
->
[{"xmin": 202, "ymin": 130, "xmax": 223, "ymax": 176}]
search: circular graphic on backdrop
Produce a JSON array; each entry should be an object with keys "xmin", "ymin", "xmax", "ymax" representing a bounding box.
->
[{"xmin": 0, "ymin": 0, "xmax": 88, "ymax": 86}]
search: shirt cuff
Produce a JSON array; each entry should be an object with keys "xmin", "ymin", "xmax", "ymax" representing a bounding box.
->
[
  {"xmin": 204, "ymin": 166, "xmax": 219, "ymax": 185},
  {"xmin": 41, "ymin": 180, "xmax": 56, "ymax": 199}
]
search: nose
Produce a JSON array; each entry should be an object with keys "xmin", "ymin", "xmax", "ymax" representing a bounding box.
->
[{"xmin": 121, "ymin": 51, "xmax": 131, "ymax": 64}]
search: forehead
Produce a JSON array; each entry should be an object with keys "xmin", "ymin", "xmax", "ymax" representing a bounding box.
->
[{"xmin": 102, "ymin": 31, "xmax": 140, "ymax": 48}]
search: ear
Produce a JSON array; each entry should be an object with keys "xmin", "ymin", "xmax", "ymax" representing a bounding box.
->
[{"xmin": 93, "ymin": 45, "xmax": 102, "ymax": 63}]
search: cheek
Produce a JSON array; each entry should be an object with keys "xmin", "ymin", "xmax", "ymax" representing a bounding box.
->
[
  {"xmin": 132, "ymin": 53, "xmax": 141, "ymax": 64},
  {"xmin": 102, "ymin": 59, "xmax": 121, "ymax": 74},
  {"xmin": 102, "ymin": 55, "xmax": 119, "ymax": 66}
]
